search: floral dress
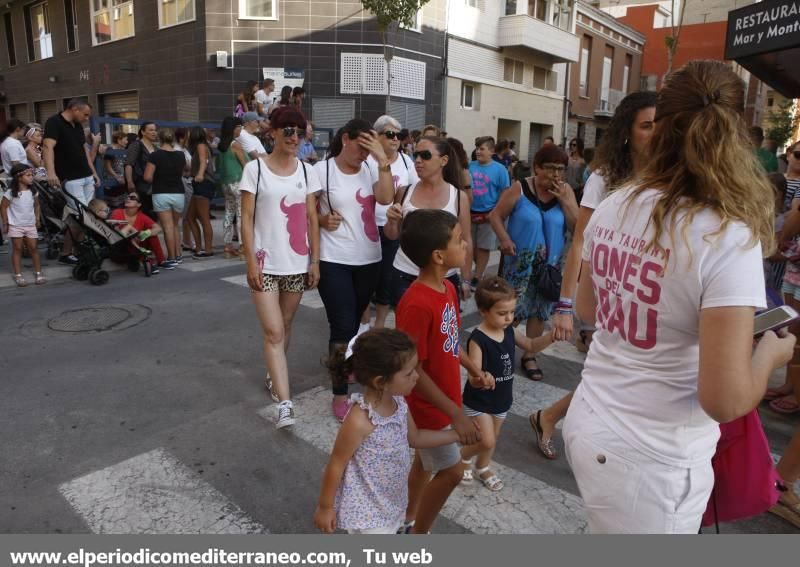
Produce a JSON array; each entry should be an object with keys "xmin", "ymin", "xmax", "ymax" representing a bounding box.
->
[
  {"xmin": 334, "ymin": 394, "xmax": 411, "ymax": 531},
  {"xmin": 502, "ymin": 180, "xmax": 566, "ymax": 321}
]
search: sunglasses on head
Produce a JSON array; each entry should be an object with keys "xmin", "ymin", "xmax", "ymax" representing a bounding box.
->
[
  {"xmin": 413, "ymin": 150, "xmax": 433, "ymax": 161},
  {"xmin": 383, "ymin": 130, "xmax": 400, "ymax": 140},
  {"xmin": 281, "ymin": 126, "xmax": 304, "ymax": 138}
]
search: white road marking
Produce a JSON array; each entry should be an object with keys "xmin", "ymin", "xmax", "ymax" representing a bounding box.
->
[
  {"xmin": 177, "ymin": 257, "xmax": 240, "ymax": 272},
  {"xmin": 220, "ymin": 275, "xmax": 325, "ymax": 309},
  {"xmin": 258, "ymin": 386, "xmax": 587, "ymax": 534},
  {"xmin": 59, "ymin": 448, "xmax": 266, "ymax": 534}
]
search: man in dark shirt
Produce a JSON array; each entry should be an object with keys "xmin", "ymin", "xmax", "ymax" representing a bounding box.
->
[{"xmin": 43, "ymin": 98, "xmax": 101, "ymax": 264}]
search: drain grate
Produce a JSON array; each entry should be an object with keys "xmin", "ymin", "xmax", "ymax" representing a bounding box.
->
[{"xmin": 48, "ymin": 306, "xmax": 136, "ymax": 333}]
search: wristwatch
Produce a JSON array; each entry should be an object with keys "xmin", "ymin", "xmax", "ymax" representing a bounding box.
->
[{"xmin": 378, "ymin": 162, "xmax": 391, "ymax": 173}]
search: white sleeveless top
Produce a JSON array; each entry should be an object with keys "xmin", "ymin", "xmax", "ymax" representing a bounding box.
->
[{"xmin": 392, "ymin": 182, "xmax": 460, "ymax": 277}]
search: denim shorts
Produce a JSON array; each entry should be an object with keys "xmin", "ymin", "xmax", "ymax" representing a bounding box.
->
[{"xmin": 152, "ymin": 193, "xmax": 186, "ymax": 213}]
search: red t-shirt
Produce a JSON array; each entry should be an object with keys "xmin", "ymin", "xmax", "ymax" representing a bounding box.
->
[
  {"xmin": 110, "ymin": 209, "xmax": 155, "ymax": 233},
  {"xmin": 396, "ymin": 279, "xmax": 461, "ymax": 430}
]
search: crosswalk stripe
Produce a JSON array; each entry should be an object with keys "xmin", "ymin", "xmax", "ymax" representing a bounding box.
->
[
  {"xmin": 177, "ymin": 257, "xmax": 241, "ymax": 272},
  {"xmin": 258, "ymin": 386, "xmax": 587, "ymax": 534},
  {"xmin": 58, "ymin": 448, "xmax": 266, "ymax": 534}
]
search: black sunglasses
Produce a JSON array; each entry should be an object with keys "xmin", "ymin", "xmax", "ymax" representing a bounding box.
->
[
  {"xmin": 413, "ymin": 150, "xmax": 433, "ymax": 161},
  {"xmin": 569, "ymin": 142, "xmax": 577, "ymax": 147},
  {"xmin": 281, "ymin": 126, "xmax": 304, "ymax": 138},
  {"xmin": 383, "ymin": 130, "xmax": 399, "ymax": 140},
  {"xmin": 126, "ymin": 194, "xmax": 140, "ymax": 202}
]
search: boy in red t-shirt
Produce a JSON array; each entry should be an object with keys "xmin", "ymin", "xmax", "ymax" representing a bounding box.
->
[{"xmin": 395, "ymin": 209, "xmax": 490, "ymax": 534}]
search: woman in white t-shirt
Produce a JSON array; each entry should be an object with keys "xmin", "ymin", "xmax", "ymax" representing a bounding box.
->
[
  {"xmin": 529, "ymin": 91, "xmax": 657, "ymax": 460},
  {"xmin": 360, "ymin": 115, "xmax": 420, "ymax": 330},
  {"xmin": 563, "ymin": 60, "xmax": 795, "ymax": 533},
  {"xmin": 240, "ymin": 107, "xmax": 322, "ymax": 430},
  {"xmin": 313, "ymin": 119, "xmax": 396, "ymax": 422}
]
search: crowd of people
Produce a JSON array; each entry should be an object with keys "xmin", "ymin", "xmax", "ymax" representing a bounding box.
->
[{"xmin": 2, "ymin": 61, "xmax": 800, "ymax": 535}]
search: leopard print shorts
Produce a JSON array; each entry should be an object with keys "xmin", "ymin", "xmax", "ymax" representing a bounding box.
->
[{"xmin": 259, "ymin": 273, "xmax": 306, "ymax": 293}]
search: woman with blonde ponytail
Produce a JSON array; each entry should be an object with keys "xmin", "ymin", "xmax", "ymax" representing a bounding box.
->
[{"xmin": 563, "ymin": 60, "xmax": 796, "ymax": 533}]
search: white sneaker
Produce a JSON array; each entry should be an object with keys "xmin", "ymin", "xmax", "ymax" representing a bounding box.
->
[{"xmin": 276, "ymin": 400, "xmax": 296, "ymax": 429}]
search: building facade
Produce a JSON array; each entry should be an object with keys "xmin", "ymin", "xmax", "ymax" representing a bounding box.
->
[
  {"xmin": 567, "ymin": 1, "xmax": 644, "ymax": 148},
  {"xmin": 0, "ymin": 0, "xmax": 448, "ymax": 133},
  {"xmin": 443, "ymin": 0, "xmax": 580, "ymax": 163}
]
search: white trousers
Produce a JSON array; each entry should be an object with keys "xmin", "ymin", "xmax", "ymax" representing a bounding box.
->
[{"xmin": 563, "ymin": 389, "xmax": 714, "ymax": 534}]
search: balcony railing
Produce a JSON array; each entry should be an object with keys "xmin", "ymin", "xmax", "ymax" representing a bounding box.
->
[
  {"xmin": 498, "ymin": 14, "xmax": 580, "ymax": 63},
  {"xmin": 595, "ymin": 87, "xmax": 625, "ymax": 118}
]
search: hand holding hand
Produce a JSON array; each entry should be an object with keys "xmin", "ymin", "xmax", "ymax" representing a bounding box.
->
[
  {"xmin": 453, "ymin": 413, "xmax": 481, "ymax": 446},
  {"xmin": 552, "ymin": 312, "xmax": 574, "ymax": 342}
]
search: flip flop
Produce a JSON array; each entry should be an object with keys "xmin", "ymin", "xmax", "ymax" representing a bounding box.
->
[
  {"xmin": 764, "ymin": 386, "xmax": 794, "ymax": 402},
  {"xmin": 529, "ymin": 410, "xmax": 557, "ymax": 460},
  {"xmin": 769, "ymin": 395, "xmax": 800, "ymax": 414},
  {"xmin": 521, "ymin": 355, "xmax": 544, "ymax": 381}
]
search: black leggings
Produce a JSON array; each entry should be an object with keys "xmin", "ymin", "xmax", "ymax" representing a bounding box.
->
[{"xmin": 317, "ymin": 260, "xmax": 381, "ymax": 395}]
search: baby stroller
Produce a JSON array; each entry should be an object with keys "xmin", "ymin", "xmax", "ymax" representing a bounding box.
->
[
  {"xmin": 33, "ymin": 179, "xmax": 67, "ymax": 260},
  {"xmin": 37, "ymin": 181, "xmax": 155, "ymax": 285}
]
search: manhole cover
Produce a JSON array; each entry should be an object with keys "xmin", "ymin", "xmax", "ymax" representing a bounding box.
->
[{"xmin": 48, "ymin": 306, "xmax": 143, "ymax": 333}]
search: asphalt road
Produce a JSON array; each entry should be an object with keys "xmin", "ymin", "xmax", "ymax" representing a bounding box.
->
[{"xmin": 0, "ymin": 246, "xmax": 798, "ymax": 534}]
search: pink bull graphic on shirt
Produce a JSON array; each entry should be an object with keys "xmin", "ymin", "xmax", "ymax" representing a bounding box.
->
[
  {"xmin": 280, "ymin": 196, "xmax": 309, "ymax": 255},
  {"xmin": 355, "ymin": 188, "xmax": 379, "ymax": 242}
]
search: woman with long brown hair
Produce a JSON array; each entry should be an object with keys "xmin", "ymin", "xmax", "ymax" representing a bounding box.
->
[{"xmin": 563, "ymin": 60, "xmax": 795, "ymax": 533}]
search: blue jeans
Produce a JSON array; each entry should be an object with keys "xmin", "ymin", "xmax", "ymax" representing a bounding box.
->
[{"xmin": 318, "ymin": 260, "xmax": 381, "ymax": 395}]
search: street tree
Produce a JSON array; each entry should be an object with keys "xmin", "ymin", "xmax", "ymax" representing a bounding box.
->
[
  {"xmin": 765, "ymin": 99, "xmax": 799, "ymax": 148},
  {"xmin": 360, "ymin": 0, "xmax": 430, "ymax": 108},
  {"xmin": 664, "ymin": 0, "xmax": 686, "ymax": 79}
]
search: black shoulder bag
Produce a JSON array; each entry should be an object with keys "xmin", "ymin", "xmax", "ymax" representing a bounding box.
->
[{"xmin": 520, "ymin": 178, "xmax": 562, "ymax": 303}]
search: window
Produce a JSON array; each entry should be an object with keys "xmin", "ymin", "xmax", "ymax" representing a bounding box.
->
[
  {"xmin": 65, "ymin": 0, "xmax": 78, "ymax": 52},
  {"xmin": 92, "ymin": 0, "xmax": 135, "ymax": 45},
  {"xmin": 533, "ymin": 67, "xmax": 557, "ymax": 91},
  {"xmin": 622, "ymin": 54, "xmax": 632, "ymax": 94},
  {"xmin": 579, "ymin": 36, "xmax": 591, "ymax": 97},
  {"xmin": 239, "ymin": 0, "xmax": 277, "ymax": 20},
  {"xmin": 400, "ymin": 8, "xmax": 422, "ymax": 32},
  {"xmin": 577, "ymin": 122, "xmax": 586, "ymax": 141},
  {"xmin": 461, "ymin": 82, "xmax": 476, "ymax": 110},
  {"xmin": 528, "ymin": 0, "xmax": 548, "ymax": 21},
  {"xmin": 504, "ymin": 58, "xmax": 524, "ymax": 84},
  {"xmin": 505, "ymin": 0, "xmax": 517, "ymax": 16},
  {"xmin": 159, "ymin": 0, "xmax": 196, "ymax": 28},
  {"xmin": 768, "ymin": 97, "xmax": 775, "ymax": 107},
  {"xmin": 25, "ymin": 2, "xmax": 53, "ymax": 61},
  {"xmin": 4, "ymin": 13, "xmax": 16, "ymax": 66}
]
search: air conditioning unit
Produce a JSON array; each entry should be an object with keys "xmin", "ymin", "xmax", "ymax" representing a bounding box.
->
[{"xmin": 216, "ymin": 51, "xmax": 228, "ymax": 68}]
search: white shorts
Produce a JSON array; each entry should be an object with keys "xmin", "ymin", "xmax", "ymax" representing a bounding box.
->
[
  {"xmin": 64, "ymin": 176, "xmax": 95, "ymax": 206},
  {"xmin": 563, "ymin": 389, "xmax": 714, "ymax": 534},
  {"xmin": 346, "ymin": 524, "xmax": 401, "ymax": 534}
]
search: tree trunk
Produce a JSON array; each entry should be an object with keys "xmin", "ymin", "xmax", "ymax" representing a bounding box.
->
[{"xmin": 383, "ymin": 28, "xmax": 393, "ymax": 111}]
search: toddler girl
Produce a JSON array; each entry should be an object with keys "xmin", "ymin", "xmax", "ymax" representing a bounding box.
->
[
  {"xmin": 460, "ymin": 277, "xmax": 553, "ymax": 491},
  {"xmin": 1, "ymin": 163, "xmax": 45, "ymax": 287},
  {"xmin": 314, "ymin": 328, "xmax": 459, "ymax": 534}
]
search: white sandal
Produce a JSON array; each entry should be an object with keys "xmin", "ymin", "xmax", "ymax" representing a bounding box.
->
[
  {"xmin": 13, "ymin": 274, "xmax": 27, "ymax": 287},
  {"xmin": 460, "ymin": 459, "xmax": 474, "ymax": 483},
  {"xmin": 475, "ymin": 466, "xmax": 504, "ymax": 492}
]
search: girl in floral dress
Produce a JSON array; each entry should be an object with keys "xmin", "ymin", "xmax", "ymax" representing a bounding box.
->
[{"xmin": 314, "ymin": 329, "xmax": 459, "ymax": 534}]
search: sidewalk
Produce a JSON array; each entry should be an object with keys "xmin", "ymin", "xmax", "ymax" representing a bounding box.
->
[{"xmin": 0, "ymin": 217, "xmax": 229, "ymax": 289}]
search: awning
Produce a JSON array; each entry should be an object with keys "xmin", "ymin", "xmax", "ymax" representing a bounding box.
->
[{"xmin": 725, "ymin": 0, "xmax": 800, "ymax": 97}]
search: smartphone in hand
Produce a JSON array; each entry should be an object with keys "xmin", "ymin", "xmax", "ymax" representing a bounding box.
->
[{"xmin": 754, "ymin": 305, "xmax": 799, "ymax": 337}]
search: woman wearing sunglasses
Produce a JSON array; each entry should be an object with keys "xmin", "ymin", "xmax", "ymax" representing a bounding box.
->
[
  {"xmin": 313, "ymin": 118, "xmax": 396, "ymax": 422},
  {"xmin": 383, "ymin": 137, "xmax": 474, "ymax": 306},
  {"xmin": 488, "ymin": 144, "xmax": 578, "ymax": 381},
  {"xmin": 360, "ymin": 115, "xmax": 420, "ymax": 330},
  {"xmin": 240, "ymin": 107, "xmax": 323, "ymax": 430}
]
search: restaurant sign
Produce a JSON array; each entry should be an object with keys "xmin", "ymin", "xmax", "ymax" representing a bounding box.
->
[{"xmin": 725, "ymin": 0, "xmax": 800, "ymax": 59}]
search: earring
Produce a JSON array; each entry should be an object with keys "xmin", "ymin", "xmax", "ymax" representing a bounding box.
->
[{"xmin": 624, "ymin": 138, "xmax": 629, "ymax": 146}]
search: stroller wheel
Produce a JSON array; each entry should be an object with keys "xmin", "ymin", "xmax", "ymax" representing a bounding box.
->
[
  {"xmin": 72, "ymin": 265, "xmax": 90, "ymax": 281},
  {"xmin": 46, "ymin": 246, "xmax": 59, "ymax": 260},
  {"xmin": 143, "ymin": 261, "xmax": 152, "ymax": 278},
  {"xmin": 128, "ymin": 258, "xmax": 140, "ymax": 272},
  {"xmin": 89, "ymin": 269, "xmax": 110, "ymax": 286}
]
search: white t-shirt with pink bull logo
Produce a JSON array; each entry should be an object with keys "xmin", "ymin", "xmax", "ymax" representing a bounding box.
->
[
  {"xmin": 366, "ymin": 153, "xmax": 419, "ymax": 227},
  {"xmin": 314, "ymin": 159, "xmax": 381, "ymax": 266},
  {"xmin": 579, "ymin": 186, "xmax": 765, "ymax": 467},
  {"xmin": 240, "ymin": 158, "xmax": 322, "ymax": 275}
]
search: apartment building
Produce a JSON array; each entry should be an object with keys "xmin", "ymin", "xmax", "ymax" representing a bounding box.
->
[
  {"xmin": 444, "ymin": 0, "xmax": 580, "ymax": 162},
  {"xmin": 0, "ymin": 1, "xmax": 448, "ymax": 132},
  {"xmin": 567, "ymin": 1, "xmax": 644, "ymax": 148}
]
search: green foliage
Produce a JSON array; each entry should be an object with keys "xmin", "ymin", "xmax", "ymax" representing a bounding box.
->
[
  {"xmin": 360, "ymin": 0, "xmax": 430, "ymax": 31},
  {"xmin": 765, "ymin": 99, "xmax": 799, "ymax": 147}
]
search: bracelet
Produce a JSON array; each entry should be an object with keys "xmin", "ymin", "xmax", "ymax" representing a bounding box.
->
[
  {"xmin": 309, "ymin": 259, "xmax": 319, "ymax": 265},
  {"xmin": 555, "ymin": 308, "xmax": 574, "ymax": 316},
  {"xmin": 558, "ymin": 297, "xmax": 574, "ymax": 306}
]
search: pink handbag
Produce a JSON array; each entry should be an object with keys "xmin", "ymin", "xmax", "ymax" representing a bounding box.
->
[{"xmin": 701, "ymin": 409, "xmax": 781, "ymax": 527}]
